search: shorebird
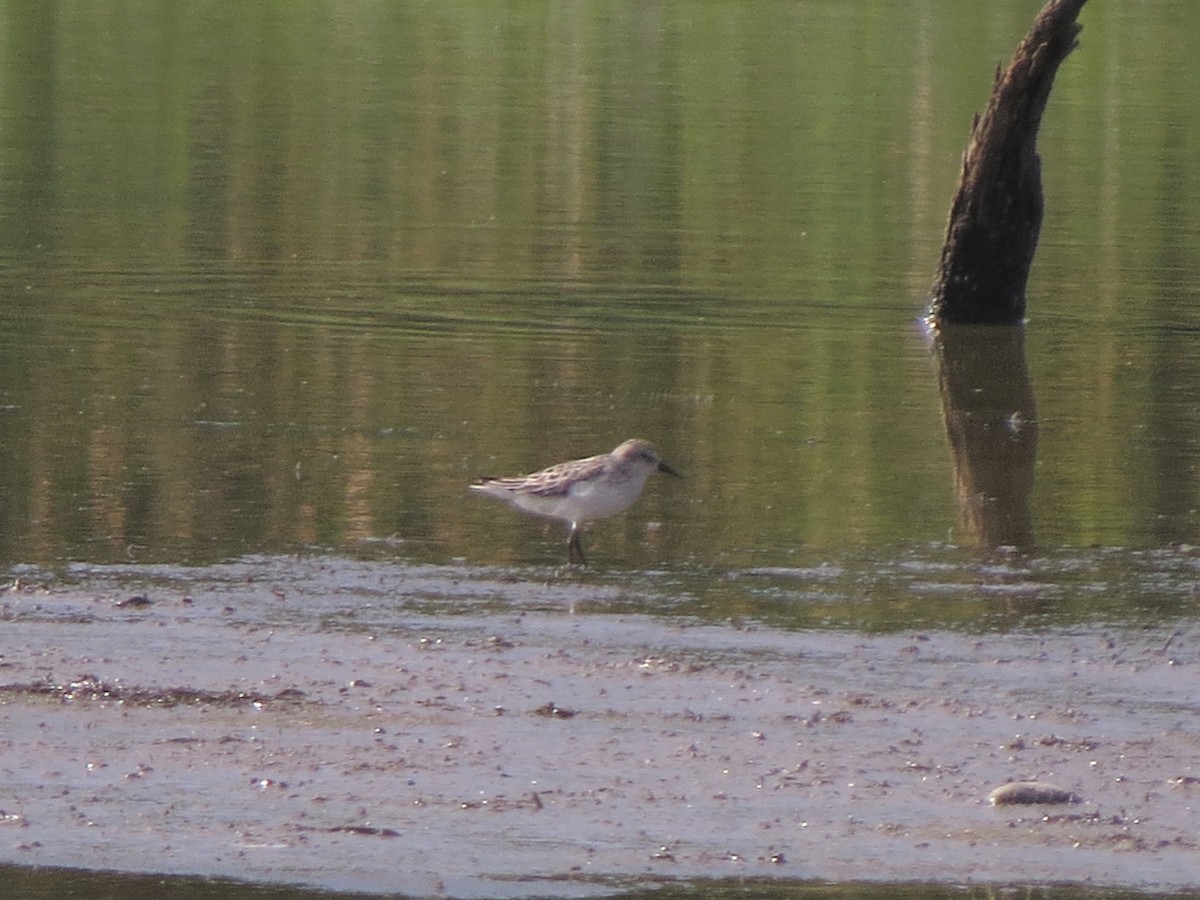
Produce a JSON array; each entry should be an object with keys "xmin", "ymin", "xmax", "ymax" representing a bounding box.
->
[{"xmin": 470, "ymin": 438, "xmax": 681, "ymax": 564}]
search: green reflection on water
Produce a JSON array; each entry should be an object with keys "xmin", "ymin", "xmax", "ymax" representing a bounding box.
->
[{"xmin": 0, "ymin": 0, "xmax": 1197, "ymax": 572}]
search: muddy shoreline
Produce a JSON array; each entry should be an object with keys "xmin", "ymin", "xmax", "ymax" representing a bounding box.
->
[{"xmin": 2, "ymin": 568, "xmax": 1200, "ymax": 897}]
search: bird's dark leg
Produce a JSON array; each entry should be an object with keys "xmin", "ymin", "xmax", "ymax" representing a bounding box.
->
[{"xmin": 567, "ymin": 524, "xmax": 587, "ymax": 565}]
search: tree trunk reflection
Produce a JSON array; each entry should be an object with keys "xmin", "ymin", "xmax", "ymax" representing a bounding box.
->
[{"xmin": 935, "ymin": 324, "xmax": 1037, "ymax": 549}]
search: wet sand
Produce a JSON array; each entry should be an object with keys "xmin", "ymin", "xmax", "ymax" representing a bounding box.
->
[{"xmin": 2, "ymin": 567, "xmax": 1199, "ymax": 897}]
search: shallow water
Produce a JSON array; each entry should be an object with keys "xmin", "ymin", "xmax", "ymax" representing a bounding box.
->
[
  {"xmin": 16, "ymin": 540, "xmax": 1200, "ymax": 634},
  {"xmin": 1, "ymin": 1, "xmax": 1199, "ymax": 897}
]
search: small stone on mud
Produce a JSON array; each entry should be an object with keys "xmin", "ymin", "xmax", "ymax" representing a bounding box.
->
[
  {"xmin": 989, "ymin": 781, "xmax": 1079, "ymax": 805},
  {"xmin": 533, "ymin": 701, "xmax": 576, "ymax": 718}
]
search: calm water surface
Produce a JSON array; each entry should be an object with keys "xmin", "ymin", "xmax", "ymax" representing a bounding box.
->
[
  {"xmin": 0, "ymin": 1, "xmax": 1198, "ymax": 895},
  {"xmin": 0, "ymin": 2, "xmax": 1193, "ymax": 578}
]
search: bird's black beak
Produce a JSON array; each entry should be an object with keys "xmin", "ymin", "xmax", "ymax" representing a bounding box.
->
[{"xmin": 658, "ymin": 460, "xmax": 683, "ymax": 478}]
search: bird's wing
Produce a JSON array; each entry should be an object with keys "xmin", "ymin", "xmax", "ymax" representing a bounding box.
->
[
  {"xmin": 475, "ymin": 453, "xmax": 604, "ymax": 497},
  {"xmin": 527, "ymin": 455, "xmax": 606, "ymax": 495}
]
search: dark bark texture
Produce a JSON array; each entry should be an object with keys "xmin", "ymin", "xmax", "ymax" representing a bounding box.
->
[{"xmin": 929, "ymin": 0, "xmax": 1087, "ymax": 324}]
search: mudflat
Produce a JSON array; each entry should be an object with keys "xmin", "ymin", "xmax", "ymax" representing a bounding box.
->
[{"xmin": 1, "ymin": 561, "xmax": 1199, "ymax": 897}]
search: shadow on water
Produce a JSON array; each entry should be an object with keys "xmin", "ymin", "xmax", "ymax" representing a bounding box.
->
[
  {"xmin": 934, "ymin": 323, "xmax": 1038, "ymax": 551},
  {"xmin": 0, "ymin": 865, "xmax": 1184, "ymax": 900}
]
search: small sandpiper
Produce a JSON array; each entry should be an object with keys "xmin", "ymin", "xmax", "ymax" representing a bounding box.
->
[{"xmin": 470, "ymin": 438, "xmax": 681, "ymax": 564}]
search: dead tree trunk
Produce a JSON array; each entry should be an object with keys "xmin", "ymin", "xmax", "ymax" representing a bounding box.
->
[{"xmin": 929, "ymin": 0, "xmax": 1086, "ymax": 324}]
